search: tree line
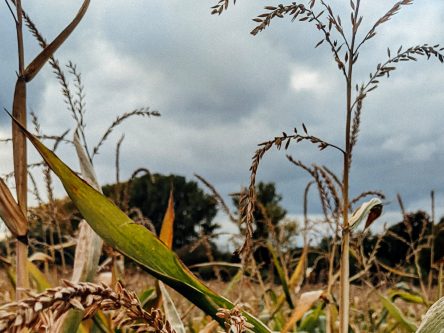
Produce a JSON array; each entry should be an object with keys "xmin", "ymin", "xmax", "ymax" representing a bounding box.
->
[{"xmin": 3, "ymin": 171, "xmax": 443, "ymax": 282}]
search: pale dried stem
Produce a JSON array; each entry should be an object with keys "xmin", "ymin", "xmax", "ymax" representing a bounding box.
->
[{"xmin": 13, "ymin": 0, "xmax": 29, "ymax": 300}]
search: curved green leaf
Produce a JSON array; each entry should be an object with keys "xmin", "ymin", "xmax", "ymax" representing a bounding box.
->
[
  {"xmin": 389, "ymin": 290, "xmax": 425, "ymax": 305},
  {"xmin": 379, "ymin": 294, "xmax": 416, "ymax": 332},
  {"xmin": 267, "ymin": 242, "xmax": 293, "ymax": 309},
  {"xmin": 15, "ymin": 118, "xmax": 271, "ymax": 333},
  {"xmin": 27, "ymin": 260, "xmax": 51, "ymax": 292},
  {"xmin": 139, "ymin": 287, "xmax": 156, "ymax": 309}
]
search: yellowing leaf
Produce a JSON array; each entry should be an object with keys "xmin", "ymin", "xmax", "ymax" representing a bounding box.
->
[
  {"xmin": 280, "ymin": 290, "xmax": 324, "ymax": 333},
  {"xmin": 159, "ymin": 189, "xmax": 175, "ymax": 249},
  {"xmin": 267, "ymin": 243, "xmax": 293, "ymax": 308},
  {"xmin": 27, "ymin": 261, "xmax": 51, "ymax": 292},
  {"xmin": 0, "ymin": 178, "xmax": 28, "ymax": 237},
  {"xmin": 270, "ymin": 244, "xmax": 308, "ymax": 317}
]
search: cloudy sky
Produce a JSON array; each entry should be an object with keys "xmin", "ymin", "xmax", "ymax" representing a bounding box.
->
[{"xmin": 1, "ymin": 0, "xmax": 444, "ymax": 235}]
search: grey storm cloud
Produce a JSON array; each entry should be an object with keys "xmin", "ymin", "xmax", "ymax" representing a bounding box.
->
[{"xmin": 1, "ymin": 0, "xmax": 444, "ymax": 224}]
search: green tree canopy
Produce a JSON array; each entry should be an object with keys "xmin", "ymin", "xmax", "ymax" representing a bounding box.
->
[{"xmin": 103, "ymin": 173, "xmax": 219, "ymax": 249}]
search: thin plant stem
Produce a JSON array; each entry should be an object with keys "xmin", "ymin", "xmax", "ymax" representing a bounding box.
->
[
  {"xmin": 327, "ymin": 218, "xmax": 339, "ymax": 333},
  {"xmin": 339, "ymin": 2, "xmax": 360, "ymax": 331},
  {"xmin": 439, "ymin": 263, "xmax": 443, "ymax": 299},
  {"xmin": 414, "ymin": 248, "xmax": 430, "ymax": 305},
  {"xmin": 13, "ymin": 0, "xmax": 29, "ymax": 300}
]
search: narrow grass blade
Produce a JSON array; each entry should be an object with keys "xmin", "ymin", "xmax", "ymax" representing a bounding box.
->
[
  {"xmin": 27, "ymin": 260, "xmax": 51, "ymax": 292},
  {"xmin": 288, "ymin": 245, "xmax": 308, "ymax": 287},
  {"xmin": 11, "ymin": 76, "xmax": 29, "ymax": 299},
  {"xmin": 71, "ymin": 132, "xmax": 103, "ymax": 282},
  {"xmin": 297, "ymin": 302, "xmax": 325, "ymax": 332},
  {"xmin": 379, "ymin": 294, "xmax": 416, "ymax": 332},
  {"xmin": 157, "ymin": 187, "xmax": 185, "ymax": 333},
  {"xmin": 73, "ymin": 131, "xmax": 99, "ymax": 191},
  {"xmin": 23, "ymin": 0, "xmax": 90, "ymax": 82},
  {"xmin": 1, "ymin": 259, "xmax": 51, "ymax": 298},
  {"xmin": 139, "ymin": 287, "xmax": 156, "ymax": 308},
  {"xmin": 189, "ymin": 262, "xmax": 242, "ymax": 269},
  {"xmin": 159, "ymin": 189, "xmax": 175, "ymax": 248},
  {"xmin": 389, "ymin": 290, "xmax": 425, "ymax": 305},
  {"xmin": 378, "ymin": 261, "xmax": 419, "ymax": 279},
  {"xmin": 270, "ymin": 244, "xmax": 307, "ymax": 318},
  {"xmin": 159, "ymin": 281, "xmax": 186, "ymax": 333},
  {"xmin": 267, "ymin": 242, "xmax": 293, "ymax": 309},
  {"xmin": 11, "ymin": 79, "xmax": 27, "ymax": 213},
  {"xmin": 14, "ymin": 118, "xmax": 271, "ymax": 333}
]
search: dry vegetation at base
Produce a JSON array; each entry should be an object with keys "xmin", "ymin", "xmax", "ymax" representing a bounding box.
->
[{"xmin": 0, "ymin": 266, "xmax": 434, "ymax": 332}]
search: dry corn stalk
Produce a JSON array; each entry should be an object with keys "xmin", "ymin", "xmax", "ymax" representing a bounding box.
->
[{"xmin": 0, "ymin": 178, "xmax": 28, "ymax": 239}]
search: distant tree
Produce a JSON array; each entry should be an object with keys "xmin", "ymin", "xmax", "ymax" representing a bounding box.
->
[
  {"xmin": 435, "ymin": 217, "xmax": 444, "ymax": 261},
  {"xmin": 310, "ymin": 211, "xmax": 444, "ymax": 284},
  {"xmin": 103, "ymin": 173, "xmax": 219, "ymax": 249},
  {"xmin": 254, "ymin": 182, "xmax": 287, "ymax": 240},
  {"xmin": 376, "ymin": 211, "xmax": 431, "ymax": 268}
]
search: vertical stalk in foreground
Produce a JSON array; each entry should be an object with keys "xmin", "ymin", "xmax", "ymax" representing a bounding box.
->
[
  {"xmin": 339, "ymin": 84, "xmax": 351, "ymax": 333},
  {"xmin": 10, "ymin": 0, "xmax": 90, "ymax": 302},
  {"xmin": 340, "ymin": 5, "xmax": 358, "ymax": 331},
  {"xmin": 12, "ymin": 0, "xmax": 29, "ymax": 299}
]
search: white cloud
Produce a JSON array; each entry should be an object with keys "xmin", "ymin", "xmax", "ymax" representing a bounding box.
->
[{"xmin": 290, "ymin": 65, "xmax": 323, "ymax": 93}]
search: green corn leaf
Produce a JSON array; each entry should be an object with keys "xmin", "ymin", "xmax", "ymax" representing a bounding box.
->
[
  {"xmin": 269, "ymin": 244, "xmax": 308, "ymax": 319},
  {"xmin": 267, "ymin": 242, "xmax": 294, "ymax": 309},
  {"xmin": 297, "ymin": 303, "xmax": 325, "ymax": 332},
  {"xmin": 27, "ymin": 260, "xmax": 51, "ymax": 292},
  {"xmin": 379, "ymin": 294, "xmax": 416, "ymax": 332},
  {"xmin": 389, "ymin": 290, "xmax": 425, "ymax": 305},
  {"xmin": 14, "ymin": 117, "xmax": 271, "ymax": 333},
  {"xmin": 139, "ymin": 287, "xmax": 156, "ymax": 308}
]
